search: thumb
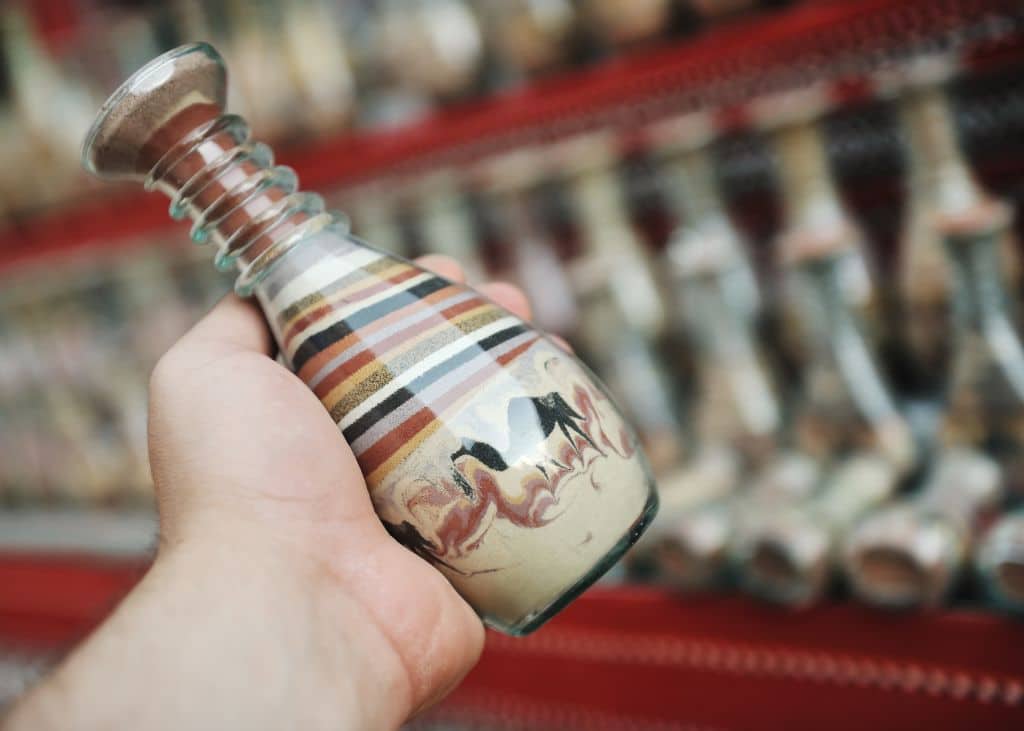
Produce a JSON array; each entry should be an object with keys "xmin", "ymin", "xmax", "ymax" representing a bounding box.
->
[
  {"xmin": 171, "ymin": 294, "xmax": 275, "ymax": 361},
  {"xmin": 147, "ymin": 294, "xmax": 358, "ymax": 545}
]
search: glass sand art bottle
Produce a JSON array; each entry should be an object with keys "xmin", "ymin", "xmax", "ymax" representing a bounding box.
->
[
  {"xmin": 844, "ymin": 447, "xmax": 1002, "ymax": 608},
  {"xmin": 893, "ymin": 57, "xmax": 1021, "ymax": 394},
  {"xmin": 81, "ymin": 43, "xmax": 657, "ymax": 635},
  {"xmin": 661, "ymin": 132, "xmax": 779, "ymax": 462},
  {"xmin": 471, "ymin": 147, "xmax": 580, "ymax": 336},
  {"xmin": 557, "ymin": 134, "xmax": 682, "ymax": 473},
  {"xmin": 640, "ymin": 121, "xmax": 777, "ymax": 588},
  {"xmin": 411, "ymin": 170, "xmax": 490, "ymax": 284},
  {"xmin": 977, "ymin": 508, "xmax": 1024, "ymax": 613},
  {"xmin": 842, "ymin": 185, "xmax": 1016, "ymax": 610},
  {"xmin": 740, "ymin": 251, "xmax": 910, "ymax": 606},
  {"xmin": 763, "ymin": 91, "xmax": 879, "ymax": 372},
  {"xmin": 770, "ymin": 232, "xmax": 916, "ymax": 606},
  {"xmin": 736, "ymin": 95, "xmax": 916, "ymax": 606}
]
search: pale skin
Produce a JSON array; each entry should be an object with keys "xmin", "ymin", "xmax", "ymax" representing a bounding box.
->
[{"xmin": 5, "ymin": 256, "xmax": 537, "ymax": 731}]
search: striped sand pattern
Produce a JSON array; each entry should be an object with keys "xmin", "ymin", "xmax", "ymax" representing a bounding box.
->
[{"xmin": 270, "ymin": 246, "xmax": 541, "ymax": 484}]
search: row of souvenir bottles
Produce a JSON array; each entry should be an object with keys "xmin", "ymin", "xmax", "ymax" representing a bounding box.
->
[
  {"xmin": 329, "ymin": 62, "xmax": 1024, "ymax": 613},
  {"xmin": 0, "ymin": 244, "xmax": 231, "ymax": 507},
  {"xmin": 0, "ymin": 0, "xmax": 784, "ymax": 219},
  {"xmin": 1, "ymin": 58, "xmax": 1024, "ymax": 612}
]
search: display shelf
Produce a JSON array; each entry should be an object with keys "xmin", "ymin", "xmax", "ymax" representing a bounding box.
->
[
  {"xmin": 0, "ymin": 553, "xmax": 143, "ymax": 651},
  {"xmin": 3, "ymin": 554, "xmax": 1023, "ymax": 729},
  {"xmin": 437, "ymin": 590, "xmax": 1024, "ymax": 730},
  {"xmin": 0, "ymin": 510, "xmax": 156, "ymax": 558},
  {"xmin": 1, "ymin": 0, "xmax": 1020, "ymax": 275}
]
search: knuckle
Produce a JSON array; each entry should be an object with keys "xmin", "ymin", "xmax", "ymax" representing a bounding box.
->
[{"xmin": 149, "ymin": 344, "xmax": 186, "ymax": 395}]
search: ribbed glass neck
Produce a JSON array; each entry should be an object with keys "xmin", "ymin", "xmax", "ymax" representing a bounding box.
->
[{"xmin": 143, "ymin": 111, "xmax": 345, "ymax": 295}]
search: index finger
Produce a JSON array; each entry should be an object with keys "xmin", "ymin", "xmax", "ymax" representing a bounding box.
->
[{"xmin": 178, "ymin": 294, "xmax": 275, "ymax": 358}]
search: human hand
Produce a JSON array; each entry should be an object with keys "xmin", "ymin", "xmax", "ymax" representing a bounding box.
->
[{"xmin": 7, "ymin": 256, "xmax": 534, "ymax": 731}]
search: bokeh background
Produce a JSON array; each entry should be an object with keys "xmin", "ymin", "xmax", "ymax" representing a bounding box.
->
[{"xmin": 4, "ymin": 1, "xmax": 1024, "ymax": 728}]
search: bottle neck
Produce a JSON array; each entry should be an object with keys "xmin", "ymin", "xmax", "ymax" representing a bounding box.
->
[
  {"xmin": 665, "ymin": 146, "xmax": 727, "ymax": 224},
  {"xmin": 901, "ymin": 87, "xmax": 982, "ymax": 215},
  {"xmin": 947, "ymin": 227, "xmax": 1009, "ymax": 331},
  {"xmin": 682, "ymin": 267, "xmax": 781, "ymax": 443},
  {"xmin": 569, "ymin": 167, "xmax": 636, "ymax": 258},
  {"xmin": 794, "ymin": 254, "xmax": 908, "ymax": 464},
  {"xmin": 417, "ymin": 184, "xmax": 487, "ymax": 282},
  {"xmin": 143, "ymin": 107, "xmax": 342, "ymax": 295},
  {"xmin": 682, "ymin": 267, "xmax": 758, "ymax": 358},
  {"xmin": 945, "ymin": 218, "xmax": 1024, "ymax": 408},
  {"xmin": 349, "ymin": 192, "xmax": 406, "ymax": 257},
  {"xmin": 774, "ymin": 121, "xmax": 847, "ymax": 233},
  {"xmin": 568, "ymin": 165, "xmax": 665, "ymax": 335}
]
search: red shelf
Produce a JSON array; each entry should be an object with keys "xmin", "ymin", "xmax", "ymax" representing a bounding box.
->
[
  {"xmin": 2, "ymin": 0, "xmax": 1020, "ymax": 275},
  {"xmin": 444, "ymin": 590, "xmax": 1024, "ymax": 730},
  {"xmin": 0, "ymin": 553, "xmax": 143, "ymax": 650},
  {"xmin": 3, "ymin": 554, "xmax": 1023, "ymax": 729}
]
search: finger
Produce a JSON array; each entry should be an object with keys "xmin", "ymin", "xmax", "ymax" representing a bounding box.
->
[
  {"xmin": 547, "ymin": 334, "xmax": 574, "ymax": 353},
  {"xmin": 415, "ymin": 254, "xmax": 465, "ymax": 283},
  {"xmin": 478, "ymin": 281, "xmax": 532, "ymax": 322},
  {"xmin": 176, "ymin": 294, "xmax": 275, "ymax": 357}
]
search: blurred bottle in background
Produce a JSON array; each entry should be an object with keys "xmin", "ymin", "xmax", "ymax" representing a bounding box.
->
[
  {"xmin": 977, "ymin": 509, "xmax": 1024, "ymax": 613},
  {"xmin": 893, "ymin": 57, "xmax": 1021, "ymax": 398},
  {"xmin": 843, "ymin": 99, "xmax": 1023, "ymax": 607},
  {"xmin": 472, "ymin": 148, "xmax": 580, "ymax": 336},
  {"xmin": 627, "ymin": 113, "xmax": 784, "ymax": 589},
  {"xmin": 716, "ymin": 86, "xmax": 918, "ymax": 605},
  {"xmin": 479, "ymin": 0, "xmax": 578, "ymax": 83},
  {"xmin": 557, "ymin": 133, "xmax": 683, "ymax": 475},
  {"xmin": 343, "ymin": 183, "xmax": 410, "ymax": 258},
  {"xmin": 411, "ymin": 170, "xmax": 489, "ymax": 283}
]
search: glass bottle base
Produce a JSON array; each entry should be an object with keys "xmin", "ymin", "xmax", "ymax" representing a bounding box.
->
[{"xmin": 486, "ymin": 489, "xmax": 660, "ymax": 636}]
